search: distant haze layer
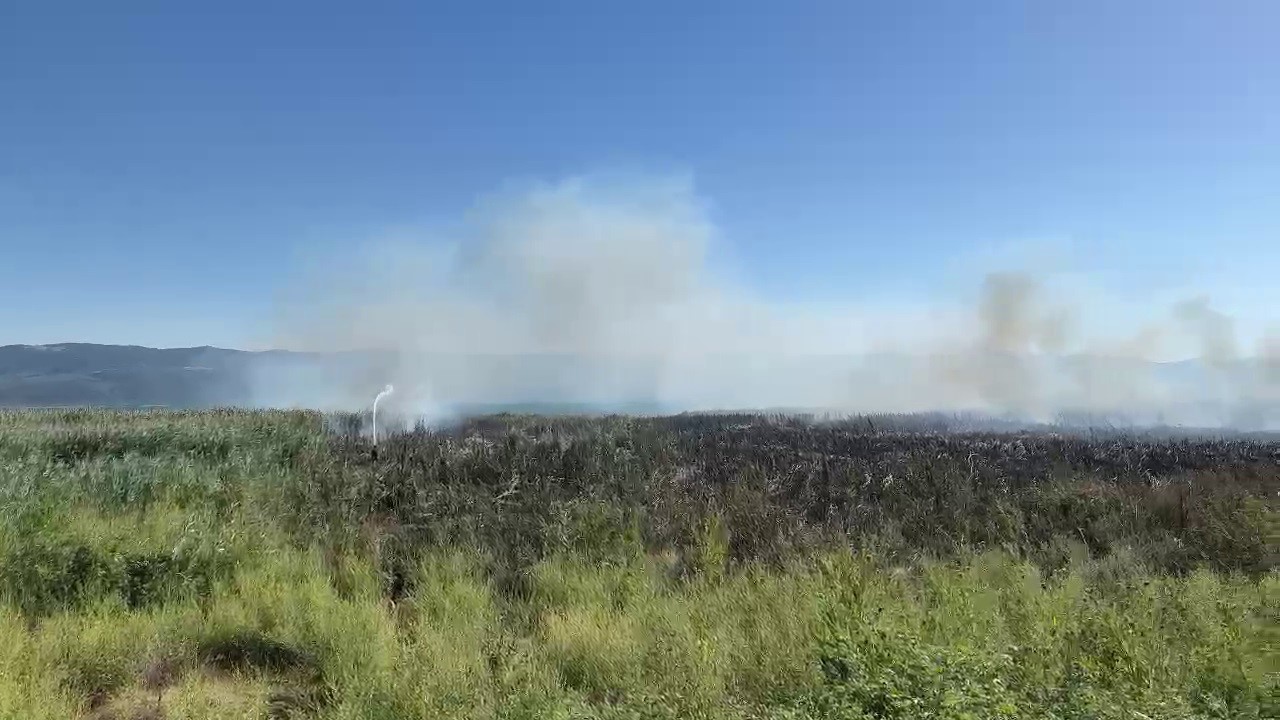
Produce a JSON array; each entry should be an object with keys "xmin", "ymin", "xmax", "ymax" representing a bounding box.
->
[{"xmin": 249, "ymin": 175, "xmax": 1279, "ymax": 429}]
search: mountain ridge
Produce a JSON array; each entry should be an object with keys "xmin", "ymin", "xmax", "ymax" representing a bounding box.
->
[{"xmin": 0, "ymin": 343, "xmax": 1272, "ymax": 422}]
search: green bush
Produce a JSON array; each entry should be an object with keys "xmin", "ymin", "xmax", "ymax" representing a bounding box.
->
[{"xmin": 0, "ymin": 525, "xmax": 226, "ymax": 616}]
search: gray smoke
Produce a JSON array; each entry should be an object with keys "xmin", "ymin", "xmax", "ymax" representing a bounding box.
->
[
  {"xmin": 1263, "ymin": 331, "xmax": 1280, "ymax": 386},
  {"xmin": 250, "ymin": 174, "xmax": 1279, "ymax": 429},
  {"xmin": 1174, "ymin": 297, "xmax": 1239, "ymax": 367}
]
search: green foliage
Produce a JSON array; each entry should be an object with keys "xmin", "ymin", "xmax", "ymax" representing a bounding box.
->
[
  {"xmin": 0, "ymin": 530, "xmax": 225, "ymax": 616},
  {"xmin": 801, "ymin": 628, "xmax": 1022, "ymax": 719}
]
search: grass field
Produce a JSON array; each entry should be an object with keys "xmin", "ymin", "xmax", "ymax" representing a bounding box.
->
[{"xmin": 0, "ymin": 409, "xmax": 1275, "ymax": 719}]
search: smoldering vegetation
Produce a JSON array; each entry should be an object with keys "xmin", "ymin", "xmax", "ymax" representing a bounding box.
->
[{"xmin": 312, "ymin": 411, "xmax": 1279, "ymax": 587}]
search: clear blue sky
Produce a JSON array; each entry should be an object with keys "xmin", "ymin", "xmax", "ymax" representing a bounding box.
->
[{"xmin": 2, "ymin": 1, "xmax": 1277, "ymax": 348}]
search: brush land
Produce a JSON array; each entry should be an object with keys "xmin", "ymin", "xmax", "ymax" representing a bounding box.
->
[{"xmin": 0, "ymin": 409, "xmax": 1275, "ymax": 719}]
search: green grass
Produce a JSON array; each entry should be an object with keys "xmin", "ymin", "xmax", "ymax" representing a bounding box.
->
[{"xmin": 0, "ymin": 409, "xmax": 1274, "ymax": 719}]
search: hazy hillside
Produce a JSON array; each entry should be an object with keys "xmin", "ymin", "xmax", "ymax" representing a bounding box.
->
[
  {"xmin": 1, "ymin": 343, "xmax": 1275, "ymax": 429},
  {"xmin": 0, "ymin": 344, "xmax": 667, "ymax": 412},
  {"xmin": 0, "ymin": 344, "xmax": 262, "ymax": 408}
]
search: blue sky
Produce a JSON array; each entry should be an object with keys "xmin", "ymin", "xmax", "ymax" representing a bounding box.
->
[{"xmin": 2, "ymin": 1, "xmax": 1277, "ymax": 350}]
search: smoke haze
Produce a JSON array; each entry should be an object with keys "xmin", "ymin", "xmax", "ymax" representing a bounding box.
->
[{"xmin": 252, "ymin": 175, "xmax": 1280, "ymax": 429}]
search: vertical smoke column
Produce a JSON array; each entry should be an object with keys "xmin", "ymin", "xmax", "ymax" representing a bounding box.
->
[{"xmin": 372, "ymin": 384, "xmax": 394, "ymax": 447}]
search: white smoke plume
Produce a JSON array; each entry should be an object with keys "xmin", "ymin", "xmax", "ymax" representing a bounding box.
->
[
  {"xmin": 372, "ymin": 384, "xmax": 394, "ymax": 444},
  {"xmin": 251, "ymin": 174, "xmax": 1280, "ymax": 429}
]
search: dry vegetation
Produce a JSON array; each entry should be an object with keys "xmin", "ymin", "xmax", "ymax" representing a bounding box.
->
[{"xmin": 0, "ymin": 409, "xmax": 1275, "ymax": 719}]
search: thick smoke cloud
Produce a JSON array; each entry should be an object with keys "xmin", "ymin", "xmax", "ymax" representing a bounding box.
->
[{"xmin": 252, "ymin": 175, "xmax": 1279, "ymax": 429}]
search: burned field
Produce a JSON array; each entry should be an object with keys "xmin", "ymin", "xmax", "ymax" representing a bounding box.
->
[{"xmin": 319, "ymin": 413, "xmax": 1279, "ymax": 583}]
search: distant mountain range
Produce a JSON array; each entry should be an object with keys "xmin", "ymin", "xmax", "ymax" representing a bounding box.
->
[
  {"xmin": 0, "ymin": 343, "xmax": 669, "ymax": 412},
  {"xmin": 0, "ymin": 343, "xmax": 276, "ymax": 408},
  {"xmin": 0, "ymin": 343, "xmax": 1275, "ymax": 429}
]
